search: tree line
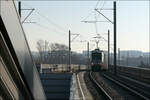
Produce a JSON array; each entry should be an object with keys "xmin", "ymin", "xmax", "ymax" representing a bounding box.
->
[{"xmin": 33, "ymin": 40, "xmax": 88, "ymax": 65}]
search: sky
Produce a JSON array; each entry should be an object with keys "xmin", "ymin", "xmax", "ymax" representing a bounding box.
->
[{"xmin": 15, "ymin": 1, "xmax": 149, "ymax": 53}]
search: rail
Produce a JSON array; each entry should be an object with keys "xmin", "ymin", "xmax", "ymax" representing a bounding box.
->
[
  {"xmin": 103, "ymin": 73, "xmax": 150, "ymax": 100},
  {"xmin": 77, "ymin": 74, "xmax": 86, "ymax": 100},
  {"xmin": 89, "ymin": 72, "xmax": 113, "ymax": 100}
]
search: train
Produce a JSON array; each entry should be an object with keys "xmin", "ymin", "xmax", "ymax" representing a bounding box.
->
[{"xmin": 90, "ymin": 49, "xmax": 108, "ymax": 71}]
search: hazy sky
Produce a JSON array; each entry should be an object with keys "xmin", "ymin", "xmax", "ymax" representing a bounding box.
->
[{"xmin": 16, "ymin": 1, "xmax": 149, "ymax": 53}]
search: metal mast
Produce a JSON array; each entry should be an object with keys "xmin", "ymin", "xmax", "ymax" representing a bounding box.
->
[
  {"xmin": 69, "ymin": 30, "xmax": 71, "ymax": 72},
  {"xmin": 18, "ymin": 1, "xmax": 21, "ymax": 17},
  {"xmin": 113, "ymin": 1, "xmax": 117, "ymax": 75},
  {"xmin": 108, "ymin": 30, "xmax": 110, "ymax": 70}
]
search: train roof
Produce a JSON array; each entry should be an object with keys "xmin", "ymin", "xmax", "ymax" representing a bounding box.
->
[{"xmin": 91, "ymin": 49, "xmax": 103, "ymax": 53}]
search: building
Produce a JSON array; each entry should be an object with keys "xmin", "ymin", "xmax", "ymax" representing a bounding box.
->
[{"xmin": 0, "ymin": 1, "xmax": 46, "ymax": 99}]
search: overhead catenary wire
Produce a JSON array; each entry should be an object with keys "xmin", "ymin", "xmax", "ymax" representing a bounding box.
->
[
  {"xmin": 81, "ymin": 0, "xmax": 101, "ymax": 22},
  {"xmin": 34, "ymin": 23, "xmax": 67, "ymax": 36},
  {"xmin": 36, "ymin": 11, "xmax": 68, "ymax": 33},
  {"xmin": 94, "ymin": 11, "xmax": 98, "ymax": 34},
  {"xmin": 81, "ymin": 0, "xmax": 102, "ymax": 22},
  {"xmin": 94, "ymin": 0, "xmax": 101, "ymax": 9},
  {"xmin": 93, "ymin": 1, "xmax": 107, "ymax": 47},
  {"xmin": 80, "ymin": 1, "xmax": 109, "ymax": 47},
  {"xmin": 81, "ymin": 1, "xmax": 107, "ymax": 50},
  {"xmin": 81, "ymin": 1, "xmax": 107, "ymax": 36},
  {"xmin": 97, "ymin": 1, "xmax": 106, "ymax": 13},
  {"xmin": 22, "ymin": 1, "xmax": 113, "ymax": 53},
  {"xmin": 22, "ymin": 3, "xmax": 68, "ymax": 34},
  {"xmin": 81, "ymin": 11, "xmax": 95, "ymax": 22}
]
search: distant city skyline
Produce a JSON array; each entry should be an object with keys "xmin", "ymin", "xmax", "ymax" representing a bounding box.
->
[
  {"xmin": 82, "ymin": 49, "xmax": 149, "ymax": 56},
  {"xmin": 15, "ymin": 1, "xmax": 149, "ymax": 53}
]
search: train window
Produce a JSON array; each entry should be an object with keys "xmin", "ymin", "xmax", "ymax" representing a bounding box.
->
[{"xmin": 92, "ymin": 53, "xmax": 102, "ymax": 61}]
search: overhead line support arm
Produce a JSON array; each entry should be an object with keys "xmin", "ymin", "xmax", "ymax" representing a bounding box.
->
[{"xmin": 95, "ymin": 9, "xmax": 114, "ymax": 24}]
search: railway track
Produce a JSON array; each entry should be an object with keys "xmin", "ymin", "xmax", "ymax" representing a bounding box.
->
[
  {"xmin": 89, "ymin": 71, "xmax": 150, "ymax": 100},
  {"xmin": 103, "ymin": 72, "xmax": 150, "ymax": 100},
  {"xmin": 110, "ymin": 66, "xmax": 150, "ymax": 84},
  {"xmin": 77, "ymin": 73, "xmax": 86, "ymax": 100},
  {"xmin": 89, "ymin": 72, "xmax": 113, "ymax": 100}
]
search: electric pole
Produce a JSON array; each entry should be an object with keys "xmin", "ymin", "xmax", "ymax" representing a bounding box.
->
[
  {"xmin": 18, "ymin": 1, "xmax": 35, "ymax": 23},
  {"xmin": 18, "ymin": 1, "xmax": 21, "ymax": 17},
  {"xmin": 96, "ymin": 41, "xmax": 99, "ymax": 49},
  {"xmin": 87, "ymin": 42, "xmax": 90, "ymax": 70},
  {"xmin": 108, "ymin": 30, "xmax": 110, "ymax": 70},
  {"xmin": 118, "ymin": 48, "xmax": 120, "ymax": 66},
  {"xmin": 69, "ymin": 30, "xmax": 71, "ymax": 72},
  {"xmin": 127, "ymin": 51, "xmax": 129, "ymax": 66},
  {"xmin": 94, "ymin": 1, "xmax": 116, "ymax": 74},
  {"xmin": 113, "ymin": 1, "xmax": 117, "ymax": 75}
]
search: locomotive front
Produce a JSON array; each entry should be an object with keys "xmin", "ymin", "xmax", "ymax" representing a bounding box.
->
[{"xmin": 91, "ymin": 49, "xmax": 107, "ymax": 71}]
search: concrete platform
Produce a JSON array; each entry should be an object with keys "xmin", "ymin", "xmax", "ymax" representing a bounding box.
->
[{"xmin": 74, "ymin": 71, "xmax": 93, "ymax": 100}]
